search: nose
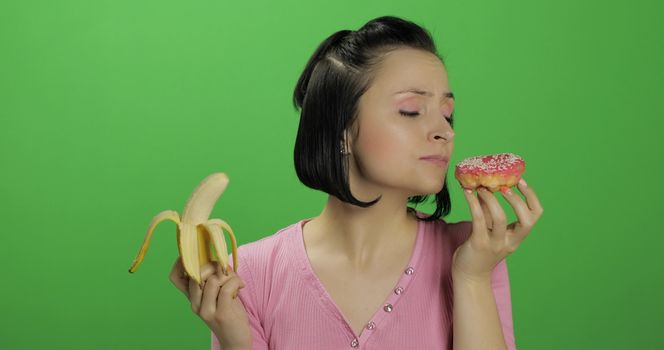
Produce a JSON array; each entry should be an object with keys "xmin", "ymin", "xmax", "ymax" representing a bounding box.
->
[{"xmin": 431, "ymin": 123, "xmax": 455, "ymax": 143}]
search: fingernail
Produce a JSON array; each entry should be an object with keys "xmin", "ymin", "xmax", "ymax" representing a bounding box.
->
[
  {"xmin": 464, "ymin": 189, "xmax": 472, "ymax": 194},
  {"xmin": 519, "ymin": 178, "xmax": 527, "ymax": 187},
  {"xmin": 500, "ymin": 187, "xmax": 512, "ymax": 195}
]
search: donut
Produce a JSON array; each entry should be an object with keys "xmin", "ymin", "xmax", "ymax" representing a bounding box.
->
[{"xmin": 454, "ymin": 153, "xmax": 525, "ymax": 193}]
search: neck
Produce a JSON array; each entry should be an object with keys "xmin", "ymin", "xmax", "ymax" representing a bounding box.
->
[{"xmin": 305, "ymin": 194, "xmax": 419, "ymax": 271}]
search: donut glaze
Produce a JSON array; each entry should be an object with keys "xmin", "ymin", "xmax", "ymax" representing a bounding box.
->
[{"xmin": 454, "ymin": 153, "xmax": 525, "ymax": 192}]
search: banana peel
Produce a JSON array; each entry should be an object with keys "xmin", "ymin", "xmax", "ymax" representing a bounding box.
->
[{"xmin": 128, "ymin": 172, "xmax": 238, "ymax": 288}]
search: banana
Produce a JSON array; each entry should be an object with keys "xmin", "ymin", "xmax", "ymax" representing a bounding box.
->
[{"xmin": 128, "ymin": 172, "xmax": 239, "ymax": 287}]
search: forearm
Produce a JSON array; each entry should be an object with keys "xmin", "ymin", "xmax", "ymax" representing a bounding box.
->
[
  {"xmin": 452, "ymin": 271, "xmax": 508, "ymax": 350},
  {"xmin": 218, "ymin": 343, "xmax": 251, "ymax": 350},
  {"xmin": 215, "ymin": 334, "xmax": 251, "ymax": 350}
]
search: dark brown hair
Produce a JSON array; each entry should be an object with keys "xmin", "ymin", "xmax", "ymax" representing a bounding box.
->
[{"xmin": 292, "ymin": 15, "xmax": 454, "ymax": 222}]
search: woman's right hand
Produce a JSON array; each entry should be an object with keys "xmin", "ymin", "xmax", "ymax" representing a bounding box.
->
[{"xmin": 169, "ymin": 256, "xmax": 252, "ymax": 349}]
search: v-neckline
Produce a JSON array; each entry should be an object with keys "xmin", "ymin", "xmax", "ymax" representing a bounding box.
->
[{"xmin": 293, "ymin": 210, "xmax": 426, "ymax": 342}]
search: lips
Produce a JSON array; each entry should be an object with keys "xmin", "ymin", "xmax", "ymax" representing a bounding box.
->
[
  {"xmin": 420, "ymin": 157, "xmax": 449, "ymax": 168},
  {"xmin": 419, "ymin": 155, "xmax": 450, "ymax": 161}
]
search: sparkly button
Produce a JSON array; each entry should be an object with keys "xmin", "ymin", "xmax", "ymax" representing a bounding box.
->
[
  {"xmin": 366, "ymin": 321, "xmax": 376, "ymax": 330},
  {"xmin": 350, "ymin": 338, "xmax": 359, "ymax": 348},
  {"xmin": 405, "ymin": 267, "xmax": 415, "ymax": 275},
  {"xmin": 384, "ymin": 303, "xmax": 393, "ymax": 312},
  {"xmin": 394, "ymin": 286, "xmax": 404, "ymax": 295}
]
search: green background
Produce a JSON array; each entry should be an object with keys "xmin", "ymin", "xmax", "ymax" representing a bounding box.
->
[{"xmin": 1, "ymin": 0, "xmax": 662, "ymax": 349}]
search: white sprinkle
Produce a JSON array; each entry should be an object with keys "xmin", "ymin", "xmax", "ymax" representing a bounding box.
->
[{"xmin": 456, "ymin": 152, "xmax": 523, "ymax": 173}]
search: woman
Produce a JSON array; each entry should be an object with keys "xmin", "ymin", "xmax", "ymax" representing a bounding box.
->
[{"xmin": 170, "ymin": 15, "xmax": 543, "ymax": 350}]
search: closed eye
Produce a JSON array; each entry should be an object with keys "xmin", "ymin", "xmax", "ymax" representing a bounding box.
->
[
  {"xmin": 399, "ymin": 110, "xmax": 454, "ymax": 125},
  {"xmin": 399, "ymin": 111, "xmax": 419, "ymax": 117}
]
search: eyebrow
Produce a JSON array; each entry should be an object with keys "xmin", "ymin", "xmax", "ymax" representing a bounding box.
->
[{"xmin": 394, "ymin": 88, "xmax": 455, "ymax": 100}]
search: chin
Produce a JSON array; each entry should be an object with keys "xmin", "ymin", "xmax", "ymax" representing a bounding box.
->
[
  {"xmin": 429, "ymin": 179, "xmax": 447, "ymax": 194},
  {"xmin": 411, "ymin": 181, "xmax": 444, "ymax": 197}
]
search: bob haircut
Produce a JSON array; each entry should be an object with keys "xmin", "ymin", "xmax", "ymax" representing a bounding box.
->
[{"xmin": 292, "ymin": 15, "xmax": 454, "ymax": 222}]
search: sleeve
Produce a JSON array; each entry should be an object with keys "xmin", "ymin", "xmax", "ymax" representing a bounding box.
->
[
  {"xmin": 211, "ymin": 251, "xmax": 269, "ymax": 350},
  {"xmin": 491, "ymin": 258, "xmax": 517, "ymax": 350}
]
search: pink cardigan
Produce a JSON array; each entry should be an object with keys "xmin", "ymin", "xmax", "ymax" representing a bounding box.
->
[{"xmin": 212, "ymin": 210, "xmax": 517, "ymax": 349}]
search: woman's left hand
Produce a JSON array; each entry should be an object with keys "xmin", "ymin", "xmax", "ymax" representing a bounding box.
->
[{"xmin": 452, "ymin": 178, "xmax": 544, "ymax": 283}]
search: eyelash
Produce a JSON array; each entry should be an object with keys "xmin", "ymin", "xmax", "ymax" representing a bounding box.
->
[{"xmin": 399, "ymin": 111, "xmax": 453, "ymax": 123}]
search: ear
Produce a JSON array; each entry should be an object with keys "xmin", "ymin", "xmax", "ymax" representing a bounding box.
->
[
  {"xmin": 340, "ymin": 130, "xmax": 350, "ymax": 155},
  {"xmin": 342, "ymin": 127, "xmax": 356, "ymax": 154}
]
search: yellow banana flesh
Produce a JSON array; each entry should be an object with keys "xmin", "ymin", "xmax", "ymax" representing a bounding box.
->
[{"xmin": 128, "ymin": 172, "xmax": 239, "ymax": 287}]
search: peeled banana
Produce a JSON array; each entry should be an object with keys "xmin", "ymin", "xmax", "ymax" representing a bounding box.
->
[{"xmin": 128, "ymin": 172, "xmax": 238, "ymax": 288}]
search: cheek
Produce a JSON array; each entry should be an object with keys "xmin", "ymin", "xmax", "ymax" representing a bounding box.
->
[{"xmin": 357, "ymin": 118, "xmax": 412, "ymax": 165}]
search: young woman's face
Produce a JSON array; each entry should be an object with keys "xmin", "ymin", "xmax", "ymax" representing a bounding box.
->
[{"xmin": 347, "ymin": 48, "xmax": 456, "ymax": 198}]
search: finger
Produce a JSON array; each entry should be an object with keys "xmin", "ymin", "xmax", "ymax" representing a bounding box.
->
[
  {"xmin": 477, "ymin": 187, "xmax": 507, "ymax": 242},
  {"xmin": 225, "ymin": 269, "xmax": 246, "ymax": 295},
  {"xmin": 217, "ymin": 271, "xmax": 247, "ymax": 311},
  {"xmin": 477, "ymin": 193, "xmax": 493, "ymax": 230},
  {"xmin": 217, "ymin": 259, "xmax": 231, "ymax": 277},
  {"xmin": 462, "ymin": 188, "xmax": 489, "ymax": 241},
  {"xmin": 516, "ymin": 178, "xmax": 544, "ymax": 214},
  {"xmin": 200, "ymin": 262, "xmax": 216, "ymax": 282},
  {"xmin": 188, "ymin": 262, "xmax": 219, "ymax": 312},
  {"xmin": 169, "ymin": 257, "xmax": 189, "ymax": 297},
  {"xmin": 500, "ymin": 185, "xmax": 534, "ymax": 235},
  {"xmin": 199, "ymin": 274, "xmax": 222, "ymax": 320},
  {"xmin": 189, "ymin": 276, "xmax": 204, "ymax": 314}
]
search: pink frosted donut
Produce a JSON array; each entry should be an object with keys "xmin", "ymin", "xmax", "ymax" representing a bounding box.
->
[{"xmin": 454, "ymin": 153, "xmax": 526, "ymax": 193}]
